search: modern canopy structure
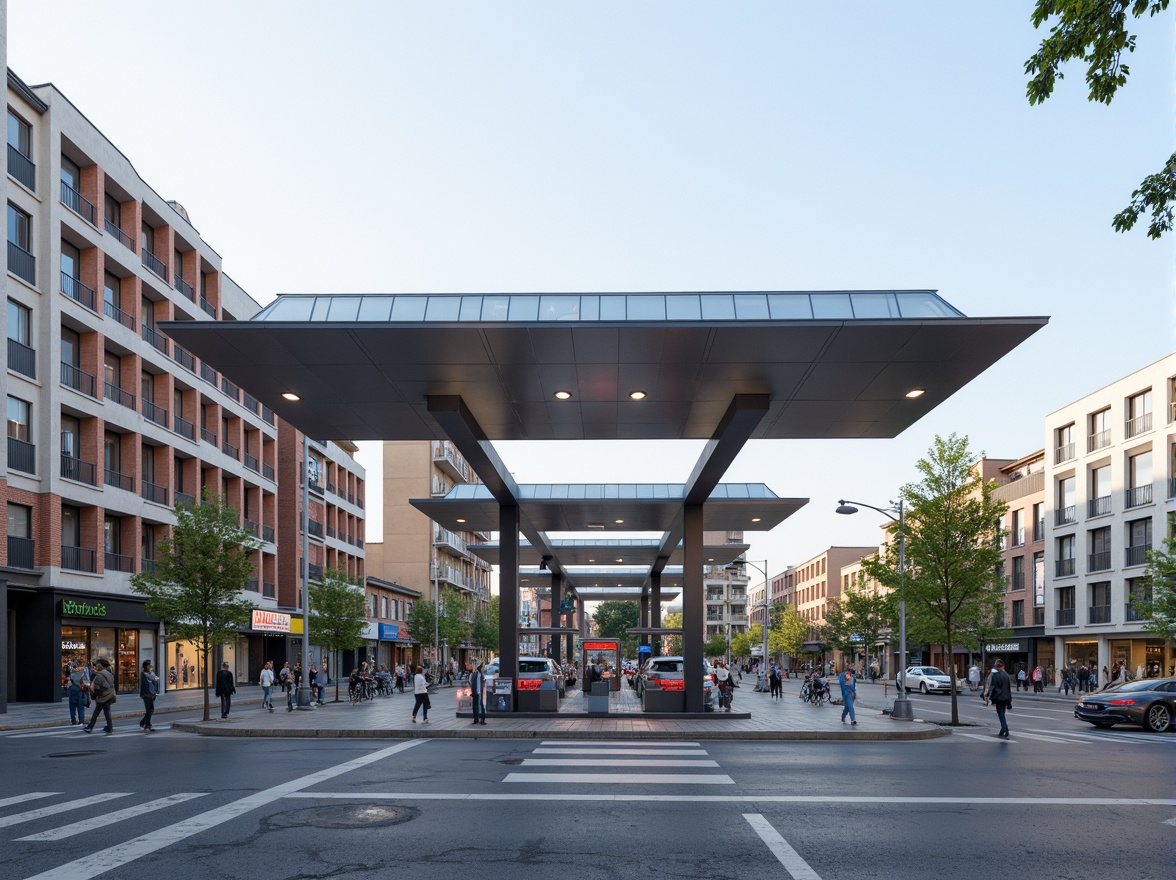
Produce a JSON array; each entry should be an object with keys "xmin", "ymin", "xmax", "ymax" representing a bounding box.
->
[{"xmin": 165, "ymin": 289, "xmax": 1046, "ymax": 712}]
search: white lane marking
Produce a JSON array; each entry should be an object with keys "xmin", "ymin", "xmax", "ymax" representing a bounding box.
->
[
  {"xmin": 538, "ymin": 740, "xmax": 700, "ymax": 746},
  {"xmin": 502, "ymin": 772, "xmax": 734, "ymax": 784},
  {"xmin": 954, "ymin": 733, "xmax": 1012, "ymax": 743},
  {"xmin": 519, "ymin": 758, "xmax": 720, "ymax": 768},
  {"xmin": 19, "ymin": 740, "xmax": 423, "ymax": 880},
  {"xmin": 0, "ymin": 794, "xmax": 59, "ymax": 809},
  {"xmin": 1098, "ymin": 731, "xmax": 1176, "ymax": 744},
  {"xmin": 743, "ymin": 813, "xmax": 823, "ymax": 880},
  {"xmin": 284, "ymin": 791, "xmax": 1175, "ymax": 805},
  {"xmin": 16, "ymin": 793, "xmax": 208, "ymax": 841},
  {"xmin": 532, "ymin": 748, "xmax": 708, "ymax": 756},
  {"xmin": 7, "ymin": 727, "xmax": 91, "ymax": 739},
  {"xmin": 1006, "ymin": 731, "xmax": 1081, "ymax": 744},
  {"xmin": 0, "ymin": 794, "xmax": 131, "ymax": 829},
  {"xmin": 1029, "ymin": 729, "xmax": 1113, "ymax": 744}
]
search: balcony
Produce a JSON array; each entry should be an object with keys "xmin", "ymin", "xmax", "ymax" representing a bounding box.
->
[
  {"xmin": 104, "ymin": 382, "xmax": 135, "ymax": 410},
  {"xmin": 1055, "ymin": 607, "xmax": 1076, "ymax": 626},
  {"xmin": 1087, "ymin": 429, "xmax": 1111, "ymax": 453},
  {"xmin": 1054, "ymin": 506, "xmax": 1076, "ymax": 527},
  {"xmin": 245, "ymin": 578, "xmax": 259, "ymax": 593},
  {"xmin": 261, "ymin": 405, "xmax": 275, "ymax": 427},
  {"xmin": 142, "ymin": 248, "xmax": 167, "ymax": 280},
  {"xmin": 175, "ymin": 491, "xmax": 195, "ymax": 508},
  {"xmin": 1054, "ymin": 442, "xmax": 1075, "ymax": 465},
  {"xmin": 7, "ymin": 143, "xmax": 35, "ymax": 190},
  {"xmin": 1125, "ymin": 544, "xmax": 1151, "ymax": 567},
  {"xmin": 103, "ymin": 218, "xmax": 135, "ymax": 250},
  {"xmin": 60, "ymin": 453, "xmax": 97, "ymax": 486},
  {"xmin": 103, "ymin": 299, "xmax": 136, "ymax": 331},
  {"xmin": 141, "ymin": 481, "xmax": 169, "ymax": 505},
  {"xmin": 243, "ymin": 452, "xmax": 259, "ymax": 472},
  {"xmin": 7, "ymin": 338, "xmax": 35, "ymax": 378},
  {"xmin": 308, "ymin": 563, "xmax": 323, "ymax": 582},
  {"xmin": 200, "ymin": 427, "xmax": 216, "ymax": 446},
  {"xmin": 222, "ymin": 440, "xmax": 239, "ymax": 460},
  {"xmin": 60, "ymin": 362, "xmax": 96, "ymax": 398},
  {"xmin": 1087, "ymin": 495, "xmax": 1111, "ymax": 518},
  {"xmin": 307, "ymin": 476, "xmax": 324, "ymax": 495},
  {"xmin": 242, "ymin": 392, "xmax": 260, "ymax": 415},
  {"xmin": 243, "ymin": 519, "xmax": 259, "ymax": 537},
  {"xmin": 104, "ymin": 467, "xmax": 133, "ymax": 492},
  {"xmin": 175, "ymin": 274, "xmax": 194, "ymax": 302},
  {"xmin": 8, "ymin": 242, "xmax": 35, "ymax": 285},
  {"xmin": 262, "ymin": 462, "xmax": 275, "ymax": 481},
  {"xmin": 7, "ymin": 536, "xmax": 34, "ymax": 569},
  {"xmin": 263, "ymin": 581, "xmax": 276, "ymax": 599},
  {"xmin": 1125, "ymin": 602, "xmax": 1148, "ymax": 622},
  {"xmin": 1087, "ymin": 604, "xmax": 1111, "ymax": 625},
  {"xmin": 1055, "ymin": 558, "xmax": 1076, "ymax": 577},
  {"xmin": 220, "ymin": 376, "xmax": 239, "ymax": 401},
  {"xmin": 173, "ymin": 345, "xmax": 194, "ymax": 372},
  {"xmin": 104, "ymin": 552, "xmax": 134, "ymax": 573},
  {"xmin": 1087, "ymin": 551, "xmax": 1111, "ymax": 572},
  {"xmin": 262, "ymin": 525, "xmax": 275, "ymax": 544},
  {"xmin": 433, "ymin": 526, "xmax": 469, "ymax": 558},
  {"xmin": 1125, "ymin": 412, "xmax": 1152, "ymax": 439},
  {"xmin": 431, "ymin": 561, "xmax": 468, "ymax": 590},
  {"xmin": 141, "ymin": 324, "xmax": 169, "ymax": 355},
  {"xmin": 431, "ymin": 441, "xmax": 470, "ymax": 482},
  {"xmin": 61, "ymin": 544, "xmax": 96, "ymax": 573},
  {"xmin": 199, "ymin": 296, "xmax": 216, "ymax": 318},
  {"xmin": 200, "ymin": 362, "xmax": 217, "ymax": 385},
  {"xmin": 7, "ymin": 436, "xmax": 35, "ymax": 473},
  {"xmin": 61, "ymin": 273, "xmax": 96, "ymax": 311},
  {"xmin": 140, "ymin": 558, "xmax": 157, "ymax": 575},
  {"xmin": 1125, "ymin": 485, "xmax": 1152, "ymax": 509},
  {"xmin": 173, "ymin": 415, "xmax": 196, "ymax": 442},
  {"xmin": 307, "ymin": 520, "xmax": 324, "ymax": 539},
  {"xmin": 142, "ymin": 399, "xmax": 169, "ymax": 428},
  {"xmin": 60, "ymin": 181, "xmax": 96, "ymax": 225}
]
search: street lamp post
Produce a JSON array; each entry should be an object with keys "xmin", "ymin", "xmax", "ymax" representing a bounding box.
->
[
  {"xmin": 836, "ymin": 498, "xmax": 913, "ymax": 721},
  {"xmin": 729, "ymin": 559, "xmax": 770, "ymax": 688}
]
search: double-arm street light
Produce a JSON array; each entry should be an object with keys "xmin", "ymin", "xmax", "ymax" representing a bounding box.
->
[
  {"xmin": 835, "ymin": 499, "xmax": 913, "ymax": 721},
  {"xmin": 730, "ymin": 559, "xmax": 770, "ymax": 686}
]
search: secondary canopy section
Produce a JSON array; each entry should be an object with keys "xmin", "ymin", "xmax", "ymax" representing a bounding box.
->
[{"xmin": 162, "ymin": 290, "xmax": 1047, "ymax": 443}]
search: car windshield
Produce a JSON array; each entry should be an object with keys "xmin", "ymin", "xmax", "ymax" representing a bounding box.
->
[{"xmin": 519, "ymin": 661, "xmax": 550, "ymax": 673}]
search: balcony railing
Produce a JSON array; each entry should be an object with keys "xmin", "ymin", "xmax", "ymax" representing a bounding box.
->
[
  {"xmin": 104, "ymin": 467, "xmax": 133, "ymax": 492},
  {"xmin": 222, "ymin": 441, "xmax": 239, "ymax": 460},
  {"xmin": 60, "ymin": 272, "xmax": 96, "ymax": 310},
  {"xmin": 1125, "ymin": 602, "xmax": 1148, "ymax": 622},
  {"xmin": 103, "ymin": 218, "xmax": 135, "ymax": 250},
  {"xmin": 308, "ymin": 563, "xmax": 323, "ymax": 582},
  {"xmin": 262, "ymin": 405, "xmax": 275, "ymax": 427},
  {"xmin": 141, "ymin": 248, "xmax": 167, "ymax": 279},
  {"xmin": 326, "ymin": 525, "xmax": 337, "ymax": 539},
  {"xmin": 1087, "ymin": 429, "xmax": 1111, "ymax": 453},
  {"xmin": 1033, "ymin": 519, "xmax": 1045, "ymax": 542},
  {"xmin": 220, "ymin": 376, "xmax": 239, "ymax": 401},
  {"xmin": 1125, "ymin": 485, "xmax": 1152, "ymax": 509},
  {"xmin": 7, "ymin": 338, "xmax": 35, "ymax": 378},
  {"xmin": 103, "ymin": 299, "xmax": 136, "ymax": 331},
  {"xmin": 1125, "ymin": 412, "xmax": 1152, "ymax": 439},
  {"xmin": 175, "ymin": 274, "xmax": 194, "ymax": 301},
  {"xmin": 200, "ymin": 362, "xmax": 217, "ymax": 385},
  {"xmin": 262, "ymin": 462, "xmax": 275, "ymax": 481},
  {"xmin": 1125, "ymin": 544, "xmax": 1151, "ymax": 567},
  {"xmin": 60, "ymin": 361, "xmax": 96, "ymax": 397},
  {"xmin": 432, "ymin": 440, "xmax": 470, "ymax": 482},
  {"xmin": 142, "ymin": 399, "xmax": 169, "ymax": 428},
  {"xmin": 1087, "ymin": 495, "xmax": 1111, "ymax": 518},
  {"xmin": 60, "ymin": 181, "xmax": 96, "ymax": 225},
  {"xmin": 1088, "ymin": 551, "xmax": 1111, "ymax": 572},
  {"xmin": 173, "ymin": 344, "xmax": 194, "ymax": 372},
  {"xmin": 1088, "ymin": 604, "xmax": 1111, "ymax": 624},
  {"xmin": 243, "ymin": 519, "xmax": 259, "ymax": 537},
  {"xmin": 200, "ymin": 427, "xmax": 217, "ymax": 446},
  {"xmin": 308, "ymin": 477, "xmax": 324, "ymax": 494},
  {"xmin": 243, "ymin": 452, "xmax": 259, "ymax": 472},
  {"xmin": 141, "ymin": 324, "xmax": 169, "ymax": 355},
  {"xmin": 7, "ymin": 436, "xmax": 35, "ymax": 473},
  {"xmin": 62, "ymin": 545, "xmax": 96, "ymax": 573},
  {"xmin": 141, "ymin": 558, "xmax": 157, "ymax": 575},
  {"xmin": 60, "ymin": 453, "xmax": 97, "ymax": 486},
  {"xmin": 1054, "ymin": 442, "xmax": 1075, "ymax": 464},
  {"xmin": 8, "ymin": 242, "xmax": 35, "ymax": 285},
  {"xmin": 1055, "ymin": 607, "xmax": 1076, "ymax": 626},
  {"xmin": 262, "ymin": 525, "xmax": 275, "ymax": 543},
  {"xmin": 7, "ymin": 143, "xmax": 35, "ymax": 190},
  {"xmin": 263, "ymin": 581, "xmax": 276, "ymax": 599},
  {"xmin": 104, "ymin": 382, "xmax": 135, "ymax": 410},
  {"xmin": 1055, "ymin": 558, "xmax": 1076, "ymax": 577},
  {"xmin": 174, "ymin": 415, "xmax": 196, "ymax": 441},
  {"xmin": 1010, "ymin": 527, "xmax": 1025, "ymax": 547},
  {"xmin": 199, "ymin": 296, "xmax": 216, "ymax": 318},
  {"xmin": 175, "ymin": 491, "xmax": 195, "ymax": 508},
  {"xmin": 308, "ymin": 520, "xmax": 324, "ymax": 539},
  {"xmin": 1054, "ymin": 506, "xmax": 1076, "ymax": 527},
  {"xmin": 245, "ymin": 577, "xmax": 259, "ymax": 593},
  {"xmin": 242, "ymin": 392, "xmax": 260, "ymax": 414},
  {"xmin": 7, "ymin": 535, "xmax": 34, "ymax": 569},
  {"xmin": 104, "ymin": 552, "xmax": 134, "ymax": 573},
  {"xmin": 141, "ymin": 480, "xmax": 169, "ymax": 505}
]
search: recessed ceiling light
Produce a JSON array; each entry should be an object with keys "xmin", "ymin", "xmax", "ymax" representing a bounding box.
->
[
  {"xmin": 708, "ymin": 557, "xmax": 715, "ymax": 562},
  {"xmin": 751, "ymin": 517, "xmax": 761, "ymax": 523},
  {"xmin": 614, "ymin": 519, "xmax": 624, "ymax": 524},
  {"xmin": 905, "ymin": 388, "xmax": 926, "ymax": 399},
  {"xmin": 554, "ymin": 390, "xmax": 572, "ymax": 400},
  {"xmin": 588, "ymin": 558, "xmax": 595, "ymax": 563},
  {"xmin": 455, "ymin": 518, "xmax": 466, "ymax": 523},
  {"xmin": 616, "ymin": 558, "xmax": 623, "ymax": 563},
  {"xmin": 281, "ymin": 392, "xmax": 300, "ymax": 402},
  {"xmin": 629, "ymin": 390, "xmax": 646, "ymax": 400}
]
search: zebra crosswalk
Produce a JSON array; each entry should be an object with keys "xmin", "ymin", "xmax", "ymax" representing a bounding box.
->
[
  {"xmin": 501, "ymin": 740, "xmax": 733, "ymax": 785},
  {"xmin": 1, "ymin": 724, "xmax": 173, "ymax": 739},
  {"xmin": 954, "ymin": 727, "xmax": 1176, "ymax": 746}
]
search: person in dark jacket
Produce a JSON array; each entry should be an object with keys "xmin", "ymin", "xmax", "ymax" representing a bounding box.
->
[
  {"xmin": 985, "ymin": 659, "xmax": 1013, "ymax": 738},
  {"xmin": 214, "ymin": 662, "xmax": 236, "ymax": 719},
  {"xmin": 139, "ymin": 659, "xmax": 159, "ymax": 731},
  {"xmin": 468, "ymin": 662, "xmax": 487, "ymax": 725},
  {"xmin": 82, "ymin": 659, "xmax": 117, "ymax": 734}
]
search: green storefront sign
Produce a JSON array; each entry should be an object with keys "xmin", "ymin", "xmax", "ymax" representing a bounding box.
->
[{"xmin": 61, "ymin": 599, "xmax": 108, "ymax": 618}]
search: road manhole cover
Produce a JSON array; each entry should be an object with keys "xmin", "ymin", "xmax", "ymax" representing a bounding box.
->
[
  {"xmin": 501, "ymin": 758, "xmax": 524, "ymax": 765},
  {"xmin": 45, "ymin": 751, "xmax": 100, "ymax": 758},
  {"xmin": 307, "ymin": 805, "xmax": 413, "ymax": 829}
]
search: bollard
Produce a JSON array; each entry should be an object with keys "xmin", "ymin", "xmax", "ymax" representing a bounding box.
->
[{"xmin": 883, "ymin": 680, "xmax": 888, "ymax": 699}]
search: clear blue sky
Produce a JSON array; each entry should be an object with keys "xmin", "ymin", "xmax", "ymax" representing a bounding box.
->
[{"xmin": 11, "ymin": 2, "xmax": 1172, "ymax": 578}]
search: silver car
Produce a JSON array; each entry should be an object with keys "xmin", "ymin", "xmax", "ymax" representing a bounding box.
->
[{"xmin": 898, "ymin": 665, "xmax": 963, "ymax": 694}]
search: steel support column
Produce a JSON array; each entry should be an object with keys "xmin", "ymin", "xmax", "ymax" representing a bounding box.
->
[
  {"xmin": 682, "ymin": 504, "xmax": 705, "ymax": 712},
  {"xmin": 499, "ymin": 504, "xmax": 520, "ymax": 709},
  {"xmin": 650, "ymin": 571, "xmax": 662, "ymax": 655},
  {"xmin": 550, "ymin": 573, "xmax": 562, "ymax": 665}
]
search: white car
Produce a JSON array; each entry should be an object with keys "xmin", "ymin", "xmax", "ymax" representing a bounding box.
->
[{"xmin": 898, "ymin": 665, "xmax": 963, "ymax": 695}]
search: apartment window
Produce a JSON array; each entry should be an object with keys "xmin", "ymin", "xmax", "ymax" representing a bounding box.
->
[
  {"xmin": 1055, "ymin": 423, "xmax": 1076, "ymax": 463},
  {"xmin": 141, "ymin": 296, "xmax": 155, "ymax": 329},
  {"xmin": 369, "ymin": 594, "xmax": 378, "ymax": 618},
  {"xmin": 1126, "ymin": 578, "xmax": 1150, "ymax": 622},
  {"xmin": 1126, "ymin": 450, "xmax": 1152, "ymax": 508},
  {"xmin": 1089, "ymin": 463, "xmax": 1111, "ymax": 517},
  {"xmin": 1011, "ymin": 555, "xmax": 1025, "ymax": 590},
  {"xmin": 104, "ymin": 433, "xmax": 120, "ymax": 472},
  {"xmin": 8, "ymin": 503, "xmax": 31, "ymax": 538},
  {"xmin": 61, "ymin": 504, "xmax": 81, "ymax": 547},
  {"xmin": 1056, "ymin": 476, "xmax": 1076, "ymax": 525},
  {"xmin": 141, "ymin": 222, "xmax": 154, "ymax": 255},
  {"xmin": 1056, "ymin": 534, "xmax": 1075, "ymax": 577},
  {"xmin": 1032, "ymin": 502, "xmax": 1044, "ymax": 541},
  {"xmin": 1126, "ymin": 389, "xmax": 1152, "ymax": 439},
  {"xmin": 1011, "ymin": 508, "xmax": 1025, "ymax": 546},
  {"xmin": 103, "ymin": 271, "xmax": 120, "ymax": 310},
  {"xmin": 104, "ymin": 515, "xmax": 120, "ymax": 554},
  {"xmin": 6, "ymin": 110, "xmax": 34, "ymax": 190},
  {"xmin": 60, "ymin": 240, "xmax": 80, "ymax": 282},
  {"xmin": 7, "ymin": 202, "xmax": 29, "ymax": 250},
  {"xmin": 7, "ymin": 298, "xmax": 29, "ymax": 345},
  {"xmin": 1089, "ymin": 407, "xmax": 1112, "ymax": 451},
  {"xmin": 60, "ymin": 414, "xmax": 80, "ymax": 458},
  {"xmin": 142, "ymin": 445, "xmax": 155, "ymax": 485},
  {"xmin": 1056, "ymin": 585, "xmax": 1076, "ymax": 626},
  {"xmin": 1088, "ymin": 526, "xmax": 1111, "ymax": 572},
  {"xmin": 1126, "ymin": 518, "xmax": 1152, "ymax": 567},
  {"xmin": 104, "ymin": 193, "xmax": 120, "ymax": 226},
  {"xmin": 7, "ymin": 395, "xmax": 30, "ymax": 441},
  {"xmin": 1011, "ymin": 599, "xmax": 1025, "ymax": 627},
  {"xmin": 60, "ymin": 155, "xmax": 79, "ymax": 191},
  {"xmin": 61, "ymin": 326, "xmax": 80, "ymax": 370}
]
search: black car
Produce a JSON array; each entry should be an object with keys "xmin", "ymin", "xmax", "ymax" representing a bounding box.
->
[{"xmin": 1074, "ymin": 677, "xmax": 1176, "ymax": 732}]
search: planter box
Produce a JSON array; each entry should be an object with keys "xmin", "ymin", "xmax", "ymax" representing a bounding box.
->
[
  {"xmin": 517, "ymin": 688, "xmax": 559, "ymax": 712},
  {"xmin": 641, "ymin": 688, "xmax": 685, "ymax": 713}
]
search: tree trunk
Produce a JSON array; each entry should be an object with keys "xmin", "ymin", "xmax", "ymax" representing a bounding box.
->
[
  {"xmin": 202, "ymin": 641, "xmax": 211, "ymax": 723},
  {"xmin": 946, "ymin": 625, "xmax": 958, "ymax": 725}
]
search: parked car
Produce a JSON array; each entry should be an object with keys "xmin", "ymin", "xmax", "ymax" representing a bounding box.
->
[
  {"xmin": 484, "ymin": 656, "xmax": 566, "ymax": 697},
  {"xmin": 897, "ymin": 666, "xmax": 963, "ymax": 694},
  {"xmin": 636, "ymin": 656, "xmax": 716, "ymax": 709},
  {"xmin": 1074, "ymin": 678, "xmax": 1176, "ymax": 732}
]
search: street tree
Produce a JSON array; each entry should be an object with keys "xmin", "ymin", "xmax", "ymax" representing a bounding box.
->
[
  {"xmin": 820, "ymin": 602, "xmax": 857, "ymax": 667},
  {"xmin": 730, "ymin": 630, "xmax": 752, "ymax": 660},
  {"xmin": 1025, "ymin": 0, "xmax": 1174, "ymax": 238},
  {"xmin": 1134, "ymin": 535, "xmax": 1176, "ymax": 643},
  {"xmin": 593, "ymin": 601, "xmax": 639, "ymax": 658},
  {"xmin": 861, "ymin": 434, "xmax": 1008, "ymax": 725},
  {"xmin": 661, "ymin": 611, "xmax": 683, "ymax": 654},
  {"xmin": 470, "ymin": 595, "xmax": 500, "ymax": 655},
  {"xmin": 130, "ymin": 494, "xmax": 257, "ymax": 722},
  {"xmin": 705, "ymin": 632, "xmax": 728, "ymax": 660},
  {"xmin": 771, "ymin": 604, "xmax": 810, "ymax": 668},
  {"xmin": 308, "ymin": 568, "xmax": 368, "ymax": 702},
  {"xmin": 406, "ymin": 589, "xmax": 471, "ymax": 676},
  {"xmin": 841, "ymin": 578, "xmax": 894, "ymax": 677}
]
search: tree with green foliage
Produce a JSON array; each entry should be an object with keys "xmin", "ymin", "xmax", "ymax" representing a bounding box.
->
[
  {"xmin": 406, "ymin": 588, "xmax": 471, "ymax": 675},
  {"xmin": 593, "ymin": 601, "xmax": 639, "ymax": 658},
  {"xmin": 309, "ymin": 568, "xmax": 368, "ymax": 702},
  {"xmin": 861, "ymin": 434, "xmax": 1008, "ymax": 725},
  {"xmin": 131, "ymin": 494, "xmax": 257, "ymax": 721},
  {"xmin": 1134, "ymin": 535, "xmax": 1176, "ymax": 643},
  {"xmin": 820, "ymin": 601, "xmax": 857, "ymax": 664},
  {"xmin": 771, "ymin": 604, "xmax": 810, "ymax": 668},
  {"xmin": 660, "ymin": 611, "xmax": 683, "ymax": 654},
  {"xmin": 729, "ymin": 630, "xmax": 752, "ymax": 660},
  {"xmin": 470, "ymin": 595, "xmax": 500, "ymax": 654},
  {"xmin": 1025, "ymin": 0, "xmax": 1173, "ymax": 238},
  {"xmin": 841, "ymin": 578, "xmax": 894, "ymax": 676},
  {"xmin": 705, "ymin": 632, "xmax": 728, "ymax": 660}
]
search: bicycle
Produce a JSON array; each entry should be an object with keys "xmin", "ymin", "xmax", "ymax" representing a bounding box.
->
[{"xmin": 799, "ymin": 680, "xmax": 830, "ymax": 705}]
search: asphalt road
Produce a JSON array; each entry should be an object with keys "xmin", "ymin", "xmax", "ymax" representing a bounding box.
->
[{"xmin": 0, "ymin": 704, "xmax": 1172, "ymax": 880}]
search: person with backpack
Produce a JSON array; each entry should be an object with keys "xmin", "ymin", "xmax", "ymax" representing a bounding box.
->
[
  {"xmin": 82, "ymin": 659, "xmax": 117, "ymax": 735},
  {"xmin": 139, "ymin": 659, "xmax": 159, "ymax": 732},
  {"xmin": 66, "ymin": 660, "xmax": 87, "ymax": 725}
]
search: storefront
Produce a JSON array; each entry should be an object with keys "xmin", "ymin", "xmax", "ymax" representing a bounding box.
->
[
  {"xmin": 1058, "ymin": 635, "xmax": 1172, "ymax": 688},
  {"xmin": 983, "ymin": 638, "xmax": 1032, "ymax": 679},
  {"xmin": 375, "ymin": 623, "xmax": 415, "ymax": 671}
]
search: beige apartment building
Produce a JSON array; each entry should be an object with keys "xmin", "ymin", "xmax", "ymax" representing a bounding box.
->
[
  {"xmin": 791, "ymin": 546, "xmax": 876, "ymax": 659},
  {"xmin": 991, "ymin": 450, "xmax": 1047, "ymax": 676}
]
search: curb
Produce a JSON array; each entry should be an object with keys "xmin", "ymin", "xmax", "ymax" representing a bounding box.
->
[{"xmin": 0, "ymin": 697, "xmax": 265, "ymax": 732}]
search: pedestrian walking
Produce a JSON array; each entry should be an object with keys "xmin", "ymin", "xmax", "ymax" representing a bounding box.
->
[
  {"xmin": 314, "ymin": 667, "xmax": 328, "ymax": 704},
  {"xmin": 66, "ymin": 660, "xmax": 87, "ymax": 725},
  {"xmin": 259, "ymin": 661, "xmax": 275, "ymax": 712},
  {"xmin": 469, "ymin": 662, "xmax": 487, "ymax": 725},
  {"xmin": 82, "ymin": 659, "xmax": 117, "ymax": 735},
  {"xmin": 1015, "ymin": 665, "xmax": 1027, "ymax": 691},
  {"xmin": 309, "ymin": 664, "xmax": 319, "ymax": 702},
  {"xmin": 769, "ymin": 663, "xmax": 782, "ymax": 700},
  {"xmin": 1032, "ymin": 664, "xmax": 1044, "ymax": 693},
  {"xmin": 278, "ymin": 661, "xmax": 291, "ymax": 695},
  {"xmin": 967, "ymin": 663, "xmax": 981, "ymax": 692},
  {"xmin": 139, "ymin": 659, "xmax": 159, "ymax": 732},
  {"xmin": 411, "ymin": 665, "xmax": 431, "ymax": 723},
  {"xmin": 985, "ymin": 659, "xmax": 1013, "ymax": 738},
  {"xmin": 1077, "ymin": 663, "xmax": 1090, "ymax": 693},
  {"xmin": 215, "ymin": 662, "xmax": 236, "ymax": 719},
  {"xmin": 839, "ymin": 664, "xmax": 858, "ymax": 725}
]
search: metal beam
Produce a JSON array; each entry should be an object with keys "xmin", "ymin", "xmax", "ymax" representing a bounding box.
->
[
  {"xmin": 682, "ymin": 503, "xmax": 705, "ymax": 712},
  {"xmin": 499, "ymin": 504, "xmax": 520, "ymax": 709}
]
